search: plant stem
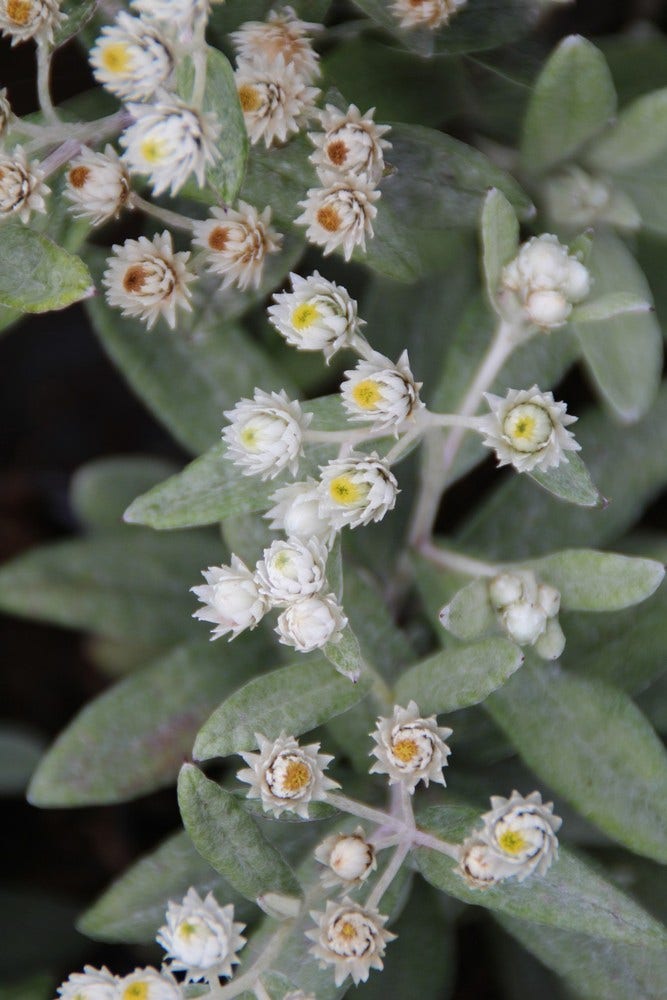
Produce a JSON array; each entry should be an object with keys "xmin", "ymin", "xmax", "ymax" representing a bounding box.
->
[
  {"xmin": 129, "ymin": 193, "xmax": 196, "ymax": 232},
  {"xmin": 252, "ymin": 981, "xmax": 271, "ymax": 1000},
  {"xmin": 365, "ymin": 839, "xmax": 411, "ymax": 910},
  {"xmin": 411, "ymin": 829, "xmax": 461, "ymax": 860},
  {"xmin": 36, "ymin": 38, "xmax": 59, "ymax": 125},
  {"xmin": 326, "ymin": 793, "xmax": 398, "ymax": 829},
  {"xmin": 191, "ymin": 16, "xmax": 209, "ymax": 109},
  {"xmin": 204, "ymin": 919, "xmax": 294, "ymax": 999},
  {"xmin": 418, "ymin": 540, "xmax": 499, "ymax": 578}
]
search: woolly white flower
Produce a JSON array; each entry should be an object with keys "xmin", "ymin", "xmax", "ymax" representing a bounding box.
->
[
  {"xmin": 391, "ymin": 0, "xmax": 467, "ymax": 30},
  {"xmin": 295, "ymin": 178, "xmax": 380, "ymax": 261},
  {"xmin": 317, "ymin": 453, "xmax": 398, "ymax": 530},
  {"xmin": 157, "ymin": 887, "xmax": 246, "ymax": 983},
  {"xmin": 255, "ymin": 536, "xmax": 328, "ymax": 604},
  {"xmin": 369, "ymin": 700, "xmax": 452, "ymax": 793},
  {"xmin": 268, "ymin": 271, "xmax": 363, "ymax": 361},
  {"xmin": 237, "ymin": 731, "xmax": 339, "ymax": 819},
  {"xmin": 65, "ymin": 145, "xmax": 131, "ymax": 227},
  {"xmin": 480, "ymin": 386, "xmax": 580, "ymax": 473},
  {"xmin": 0, "ymin": 89, "xmax": 11, "ymax": 137},
  {"xmin": 236, "ymin": 53, "xmax": 320, "ymax": 148},
  {"xmin": 103, "ymin": 231, "xmax": 194, "ymax": 330},
  {"xmin": 56, "ymin": 966, "xmax": 117, "ymax": 1000},
  {"xmin": 90, "ymin": 13, "xmax": 173, "ymax": 102},
  {"xmin": 222, "ymin": 389, "xmax": 309, "ymax": 480},
  {"xmin": 476, "ymin": 790, "xmax": 562, "ymax": 881},
  {"xmin": 306, "ymin": 899, "xmax": 395, "ymax": 987},
  {"xmin": 309, "ymin": 104, "xmax": 391, "ymax": 186},
  {"xmin": 457, "ymin": 839, "xmax": 510, "ymax": 889},
  {"xmin": 0, "ymin": 0, "xmax": 64, "ymax": 45},
  {"xmin": 192, "ymin": 202, "xmax": 282, "ymax": 292},
  {"xmin": 231, "ymin": 6, "xmax": 321, "ymax": 84},
  {"xmin": 120, "ymin": 99, "xmax": 220, "ymax": 196},
  {"xmin": 275, "ymin": 593, "xmax": 347, "ymax": 652},
  {"xmin": 131, "ymin": 0, "xmax": 212, "ymax": 28},
  {"xmin": 192, "ymin": 556, "xmax": 270, "ymax": 641},
  {"xmin": 341, "ymin": 350, "xmax": 423, "ymax": 433},
  {"xmin": 315, "ymin": 827, "xmax": 377, "ymax": 890},
  {"xmin": 116, "ymin": 967, "xmax": 182, "ymax": 1000},
  {"xmin": 501, "ymin": 233, "xmax": 591, "ymax": 330},
  {"xmin": 0, "ymin": 146, "xmax": 48, "ymax": 223},
  {"xmin": 265, "ymin": 479, "xmax": 337, "ymax": 546}
]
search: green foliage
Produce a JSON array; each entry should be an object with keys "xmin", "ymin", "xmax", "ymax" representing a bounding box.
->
[
  {"xmin": 480, "ymin": 189, "xmax": 519, "ymax": 314},
  {"xmin": 0, "ymin": 225, "xmax": 92, "ymax": 313}
]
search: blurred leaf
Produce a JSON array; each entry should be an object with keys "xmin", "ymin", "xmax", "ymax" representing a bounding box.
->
[
  {"xmin": 0, "ymin": 226, "xmax": 92, "ymax": 313},
  {"xmin": 585, "ymin": 87, "xmax": 667, "ymax": 173},
  {"xmin": 481, "ymin": 189, "xmax": 519, "ymax": 314},
  {"xmin": 571, "ymin": 291, "xmax": 652, "ymax": 324},
  {"xmin": 84, "ymin": 634, "xmax": 170, "ymax": 679},
  {"xmin": 240, "ymin": 134, "xmax": 317, "ymax": 226},
  {"xmin": 70, "ymin": 455, "xmax": 179, "ymax": 530},
  {"xmin": 527, "ymin": 549, "xmax": 664, "ymax": 611},
  {"xmin": 637, "ymin": 673, "xmax": 667, "ymax": 735},
  {"xmin": 0, "ymin": 973, "xmax": 53, "ymax": 1000},
  {"xmin": 528, "ymin": 452, "xmax": 602, "ymax": 508},
  {"xmin": 438, "ymin": 578, "xmax": 496, "ymax": 640},
  {"xmin": 0, "ymin": 726, "xmax": 44, "ymax": 794},
  {"xmin": 601, "ymin": 33, "xmax": 667, "ymax": 105},
  {"xmin": 54, "ymin": 0, "xmax": 97, "ymax": 45}
]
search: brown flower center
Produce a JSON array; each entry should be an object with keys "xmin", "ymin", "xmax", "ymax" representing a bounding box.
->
[
  {"xmin": 326, "ymin": 139, "xmax": 349, "ymax": 166},
  {"xmin": 316, "ymin": 205, "xmax": 341, "ymax": 232},
  {"xmin": 238, "ymin": 84, "xmax": 263, "ymax": 113},
  {"xmin": 208, "ymin": 226, "xmax": 229, "ymax": 251},
  {"xmin": 68, "ymin": 165, "xmax": 90, "ymax": 189},
  {"xmin": 7, "ymin": 0, "xmax": 33, "ymax": 26},
  {"xmin": 123, "ymin": 265, "xmax": 148, "ymax": 293}
]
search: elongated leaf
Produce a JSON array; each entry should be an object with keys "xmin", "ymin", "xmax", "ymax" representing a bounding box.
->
[
  {"xmin": 481, "ymin": 189, "xmax": 519, "ymax": 313},
  {"xmin": 486, "ymin": 660, "xmax": 667, "ymax": 862},
  {"xmin": 71, "ymin": 455, "xmax": 179, "ymax": 530},
  {"xmin": 324, "ymin": 623, "xmax": 368, "ymax": 682},
  {"xmin": 194, "ymin": 656, "xmax": 372, "ymax": 760},
  {"xmin": 571, "ymin": 291, "xmax": 652, "ymax": 324},
  {"xmin": 54, "ymin": 0, "xmax": 97, "ymax": 45},
  {"xmin": 521, "ymin": 36, "xmax": 616, "ymax": 174},
  {"xmin": 28, "ymin": 634, "xmax": 271, "ymax": 806},
  {"xmin": 178, "ymin": 765, "xmax": 302, "ymax": 901},
  {"xmin": 0, "ymin": 225, "xmax": 92, "ymax": 313},
  {"xmin": 528, "ymin": 452, "xmax": 602, "ymax": 508},
  {"xmin": 585, "ymin": 87, "xmax": 667, "ymax": 172},
  {"xmin": 527, "ymin": 549, "xmax": 664, "ymax": 611},
  {"xmin": 438, "ymin": 579, "xmax": 496, "ymax": 640}
]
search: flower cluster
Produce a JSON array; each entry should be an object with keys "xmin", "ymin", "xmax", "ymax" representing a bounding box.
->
[
  {"xmin": 500, "ymin": 233, "xmax": 591, "ymax": 330},
  {"xmin": 480, "ymin": 386, "xmax": 580, "ymax": 473},
  {"xmin": 488, "ymin": 569, "xmax": 566, "ymax": 659}
]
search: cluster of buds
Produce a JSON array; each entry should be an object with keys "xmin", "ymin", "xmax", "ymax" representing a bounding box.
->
[
  {"xmin": 499, "ymin": 233, "xmax": 591, "ymax": 330},
  {"xmin": 391, "ymin": 0, "xmax": 468, "ymax": 31},
  {"xmin": 488, "ymin": 569, "xmax": 566, "ymax": 659}
]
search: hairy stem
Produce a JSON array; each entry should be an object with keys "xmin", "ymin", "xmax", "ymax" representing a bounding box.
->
[
  {"xmin": 129, "ymin": 193, "xmax": 196, "ymax": 232},
  {"xmin": 419, "ymin": 540, "xmax": 499, "ymax": 578},
  {"xmin": 365, "ymin": 839, "xmax": 411, "ymax": 910},
  {"xmin": 36, "ymin": 38, "xmax": 59, "ymax": 125}
]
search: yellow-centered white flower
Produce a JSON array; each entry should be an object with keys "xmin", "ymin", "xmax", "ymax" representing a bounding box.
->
[
  {"xmin": 192, "ymin": 556, "xmax": 270, "ymax": 641},
  {"xmin": 315, "ymin": 827, "xmax": 377, "ymax": 890},
  {"xmin": 0, "ymin": 0, "xmax": 64, "ymax": 45},
  {"xmin": 268, "ymin": 271, "xmax": 363, "ymax": 361},
  {"xmin": 157, "ymin": 887, "xmax": 246, "ymax": 983},
  {"xmin": 480, "ymin": 386, "xmax": 580, "ymax": 473},
  {"xmin": 317, "ymin": 453, "xmax": 398, "ymax": 530},
  {"xmin": 306, "ymin": 899, "xmax": 395, "ymax": 987},
  {"xmin": 90, "ymin": 13, "xmax": 173, "ymax": 102},
  {"xmin": 255, "ymin": 536, "xmax": 328, "ymax": 604},
  {"xmin": 192, "ymin": 202, "xmax": 282, "ymax": 292},
  {"xmin": 222, "ymin": 389, "xmax": 310, "ymax": 480},
  {"xmin": 237, "ymin": 731, "xmax": 339, "ymax": 819},
  {"xmin": 0, "ymin": 145, "xmax": 48, "ymax": 224},
  {"xmin": 501, "ymin": 233, "xmax": 591, "ymax": 330},
  {"xmin": 235, "ymin": 53, "xmax": 320, "ymax": 148},
  {"xmin": 56, "ymin": 966, "xmax": 117, "ymax": 1000},
  {"xmin": 265, "ymin": 479, "xmax": 337, "ymax": 546},
  {"xmin": 309, "ymin": 104, "xmax": 391, "ymax": 186},
  {"xmin": 296, "ymin": 177, "xmax": 380, "ymax": 261},
  {"xmin": 231, "ymin": 5, "xmax": 322, "ymax": 84},
  {"xmin": 369, "ymin": 700, "xmax": 452, "ymax": 793},
  {"xmin": 477, "ymin": 790, "xmax": 562, "ymax": 881},
  {"xmin": 341, "ymin": 349, "xmax": 423, "ymax": 433},
  {"xmin": 116, "ymin": 967, "xmax": 182, "ymax": 1000},
  {"xmin": 65, "ymin": 145, "xmax": 131, "ymax": 227},
  {"xmin": 457, "ymin": 839, "xmax": 506, "ymax": 890},
  {"xmin": 275, "ymin": 592, "xmax": 347, "ymax": 652},
  {"xmin": 391, "ymin": 0, "xmax": 468, "ymax": 30},
  {"xmin": 103, "ymin": 231, "xmax": 194, "ymax": 330}
]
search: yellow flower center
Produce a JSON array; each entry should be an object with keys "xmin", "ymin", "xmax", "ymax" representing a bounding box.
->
[
  {"xmin": 283, "ymin": 759, "xmax": 311, "ymax": 792},
  {"xmin": 351, "ymin": 379, "xmax": 383, "ymax": 410},
  {"xmin": 238, "ymin": 84, "xmax": 262, "ymax": 112},
  {"xmin": 123, "ymin": 984, "xmax": 148, "ymax": 1000},
  {"xmin": 140, "ymin": 137, "xmax": 167, "ymax": 164},
  {"xmin": 240, "ymin": 424, "xmax": 260, "ymax": 451},
  {"xmin": 291, "ymin": 302, "xmax": 321, "ymax": 330},
  {"xmin": 392, "ymin": 737, "xmax": 418, "ymax": 763},
  {"xmin": 498, "ymin": 828, "xmax": 528, "ymax": 855},
  {"xmin": 7, "ymin": 0, "xmax": 32, "ymax": 26},
  {"xmin": 339, "ymin": 920, "xmax": 357, "ymax": 940},
  {"xmin": 177, "ymin": 920, "xmax": 198, "ymax": 939},
  {"xmin": 329, "ymin": 474, "xmax": 367, "ymax": 506},
  {"xmin": 316, "ymin": 205, "xmax": 342, "ymax": 232},
  {"xmin": 503, "ymin": 403, "xmax": 552, "ymax": 453},
  {"xmin": 100, "ymin": 41, "xmax": 132, "ymax": 74}
]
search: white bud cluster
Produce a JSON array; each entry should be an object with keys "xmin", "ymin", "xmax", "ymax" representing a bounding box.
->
[
  {"xmin": 489, "ymin": 569, "xmax": 565, "ymax": 660},
  {"xmin": 65, "ymin": 145, "xmax": 131, "ymax": 227},
  {"xmin": 57, "ymin": 965, "xmax": 182, "ymax": 1000},
  {"xmin": 501, "ymin": 233, "xmax": 591, "ymax": 330},
  {"xmin": 480, "ymin": 385, "xmax": 580, "ymax": 474}
]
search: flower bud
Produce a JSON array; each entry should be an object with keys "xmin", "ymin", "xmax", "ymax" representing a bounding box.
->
[
  {"xmin": 537, "ymin": 583, "xmax": 561, "ymax": 618},
  {"xmin": 501, "ymin": 600, "xmax": 547, "ymax": 645},
  {"xmin": 488, "ymin": 572, "xmax": 524, "ymax": 611},
  {"xmin": 534, "ymin": 617, "xmax": 566, "ymax": 660},
  {"xmin": 315, "ymin": 827, "xmax": 377, "ymax": 888},
  {"xmin": 275, "ymin": 593, "xmax": 347, "ymax": 652}
]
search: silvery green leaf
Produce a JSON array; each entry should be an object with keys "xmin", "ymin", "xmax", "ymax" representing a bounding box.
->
[
  {"xmin": 324, "ymin": 623, "xmax": 368, "ymax": 682},
  {"xmin": 527, "ymin": 453, "xmax": 603, "ymax": 508},
  {"xmin": 0, "ymin": 225, "xmax": 93, "ymax": 313},
  {"xmin": 526, "ymin": 549, "xmax": 664, "ymax": 611},
  {"xmin": 480, "ymin": 189, "xmax": 519, "ymax": 314},
  {"xmin": 194, "ymin": 656, "xmax": 372, "ymax": 761},
  {"xmin": 53, "ymin": 0, "xmax": 97, "ymax": 45},
  {"xmin": 0, "ymin": 726, "xmax": 44, "ymax": 794},
  {"xmin": 521, "ymin": 36, "xmax": 616, "ymax": 175},
  {"xmin": 177, "ymin": 765, "xmax": 302, "ymax": 902},
  {"xmin": 70, "ymin": 455, "xmax": 178, "ymax": 530},
  {"xmin": 571, "ymin": 291, "xmax": 652, "ymax": 324},
  {"xmin": 438, "ymin": 579, "xmax": 496, "ymax": 640},
  {"xmin": 585, "ymin": 87, "xmax": 667, "ymax": 172}
]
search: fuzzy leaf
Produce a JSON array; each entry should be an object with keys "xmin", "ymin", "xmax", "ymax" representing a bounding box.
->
[
  {"xmin": 527, "ymin": 549, "xmax": 665, "ymax": 611},
  {"xmin": 54, "ymin": 0, "xmax": 97, "ymax": 45},
  {"xmin": 527, "ymin": 453, "xmax": 603, "ymax": 508},
  {"xmin": 438, "ymin": 579, "xmax": 497, "ymax": 640},
  {"xmin": 323, "ymin": 623, "xmax": 368, "ymax": 682},
  {"xmin": 0, "ymin": 226, "xmax": 92, "ymax": 313},
  {"xmin": 481, "ymin": 188, "xmax": 519, "ymax": 313},
  {"xmin": 585, "ymin": 87, "xmax": 667, "ymax": 172},
  {"xmin": 71, "ymin": 455, "xmax": 179, "ymax": 530},
  {"xmin": 571, "ymin": 291, "xmax": 652, "ymax": 324}
]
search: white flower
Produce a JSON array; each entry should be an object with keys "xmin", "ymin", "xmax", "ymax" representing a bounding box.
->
[
  {"xmin": 231, "ymin": 6, "xmax": 321, "ymax": 84},
  {"xmin": 501, "ymin": 233, "xmax": 591, "ymax": 330},
  {"xmin": 116, "ymin": 968, "xmax": 182, "ymax": 1000},
  {"xmin": 222, "ymin": 389, "xmax": 309, "ymax": 480},
  {"xmin": 56, "ymin": 966, "xmax": 117, "ymax": 1000},
  {"xmin": 0, "ymin": 145, "xmax": 48, "ymax": 223},
  {"xmin": 236, "ymin": 53, "xmax": 320, "ymax": 148},
  {"xmin": 192, "ymin": 556, "xmax": 269, "ymax": 640},
  {"xmin": 306, "ymin": 899, "xmax": 395, "ymax": 987},
  {"xmin": 131, "ymin": 0, "xmax": 212, "ymax": 28},
  {"xmin": 487, "ymin": 572, "xmax": 524, "ymax": 610},
  {"xmin": 0, "ymin": 89, "xmax": 11, "ymax": 137},
  {"xmin": 192, "ymin": 202, "xmax": 282, "ymax": 292},
  {"xmin": 90, "ymin": 13, "xmax": 173, "ymax": 102},
  {"xmin": 265, "ymin": 479, "xmax": 337, "ymax": 546},
  {"xmin": 391, "ymin": 0, "xmax": 467, "ymax": 30},
  {"xmin": 268, "ymin": 271, "xmax": 363, "ymax": 361},
  {"xmin": 315, "ymin": 827, "xmax": 377, "ymax": 890},
  {"xmin": 457, "ymin": 839, "xmax": 510, "ymax": 890},
  {"xmin": 103, "ymin": 231, "xmax": 194, "ymax": 330},
  {"xmin": 255, "ymin": 536, "xmax": 328, "ymax": 604},
  {"xmin": 309, "ymin": 104, "xmax": 391, "ymax": 186},
  {"xmin": 317, "ymin": 453, "xmax": 398, "ymax": 530},
  {"xmin": 65, "ymin": 145, "xmax": 131, "ymax": 227},
  {"xmin": 480, "ymin": 386, "xmax": 580, "ymax": 473},
  {"xmin": 120, "ymin": 99, "xmax": 220, "ymax": 196},
  {"xmin": 341, "ymin": 349, "xmax": 423, "ymax": 433},
  {"xmin": 501, "ymin": 600, "xmax": 547, "ymax": 646},
  {"xmin": 237, "ymin": 731, "xmax": 339, "ymax": 819},
  {"xmin": 275, "ymin": 593, "xmax": 347, "ymax": 652},
  {"xmin": 295, "ymin": 177, "xmax": 380, "ymax": 261},
  {"xmin": 369, "ymin": 700, "xmax": 452, "ymax": 793},
  {"xmin": 476, "ymin": 790, "xmax": 562, "ymax": 881},
  {"xmin": 157, "ymin": 887, "xmax": 246, "ymax": 983},
  {"xmin": 0, "ymin": 0, "xmax": 64, "ymax": 45}
]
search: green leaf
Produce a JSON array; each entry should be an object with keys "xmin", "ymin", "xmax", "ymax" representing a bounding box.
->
[
  {"xmin": 70, "ymin": 455, "xmax": 179, "ymax": 530},
  {"xmin": 521, "ymin": 36, "xmax": 616, "ymax": 175},
  {"xmin": 571, "ymin": 291, "xmax": 653, "ymax": 324},
  {"xmin": 240, "ymin": 133, "xmax": 317, "ymax": 226},
  {"xmin": 527, "ymin": 549, "xmax": 665, "ymax": 611},
  {"xmin": 0, "ymin": 725, "xmax": 44, "ymax": 794},
  {"xmin": 178, "ymin": 765, "xmax": 302, "ymax": 902},
  {"xmin": 528, "ymin": 452, "xmax": 603, "ymax": 508},
  {"xmin": 395, "ymin": 637, "xmax": 523, "ymax": 713},
  {"xmin": 480, "ymin": 189, "xmax": 519, "ymax": 313},
  {"xmin": 323, "ymin": 623, "xmax": 368, "ymax": 682},
  {"xmin": 195, "ymin": 656, "xmax": 371, "ymax": 760},
  {"xmin": 0, "ymin": 225, "xmax": 92, "ymax": 313},
  {"xmin": 438, "ymin": 579, "xmax": 496, "ymax": 640},
  {"xmin": 28, "ymin": 634, "xmax": 271, "ymax": 806},
  {"xmin": 53, "ymin": 0, "xmax": 97, "ymax": 46},
  {"xmin": 486, "ymin": 660, "xmax": 667, "ymax": 862},
  {"xmin": 585, "ymin": 87, "xmax": 667, "ymax": 172}
]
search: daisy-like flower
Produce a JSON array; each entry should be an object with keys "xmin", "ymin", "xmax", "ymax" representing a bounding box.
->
[
  {"xmin": 275, "ymin": 593, "xmax": 347, "ymax": 652},
  {"xmin": 255, "ymin": 536, "xmax": 328, "ymax": 604},
  {"xmin": 223, "ymin": 389, "xmax": 309, "ymax": 480},
  {"xmin": 0, "ymin": 145, "xmax": 49, "ymax": 223},
  {"xmin": 369, "ymin": 700, "xmax": 452, "ymax": 793},
  {"xmin": 0, "ymin": 0, "xmax": 64, "ymax": 45},
  {"xmin": 265, "ymin": 479, "xmax": 337, "ymax": 547},
  {"xmin": 341, "ymin": 350, "xmax": 423, "ymax": 434},
  {"xmin": 476, "ymin": 790, "xmax": 562, "ymax": 882},
  {"xmin": 90, "ymin": 12, "xmax": 173, "ymax": 102},
  {"xmin": 268, "ymin": 271, "xmax": 363, "ymax": 361},
  {"xmin": 317, "ymin": 453, "xmax": 398, "ymax": 530},
  {"xmin": 501, "ymin": 233, "xmax": 591, "ymax": 330},
  {"xmin": 391, "ymin": 0, "xmax": 468, "ymax": 31},
  {"xmin": 56, "ymin": 966, "xmax": 117, "ymax": 1000},
  {"xmin": 231, "ymin": 6, "xmax": 321, "ymax": 84},
  {"xmin": 120, "ymin": 99, "xmax": 220, "ymax": 196},
  {"xmin": 306, "ymin": 899, "xmax": 395, "ymax": 987},
  {"xmin": 457, "ymin": 839, "xmax": 508, "ymax": 890},
  {"xmin": 237, "ymin": 731, "xmax": 339, "ymax": 819},
  {"xmin": 235, "ymin": 53, "xmax": 320, "ymax": 148},
  {"xmin": 157, "ymin": 887, "xmax": 246, "ymax": 983},
  {"xmin": 0, "ymin": 88, "xmax": 11, "ymax": 137},
  {"xmin": 103, "ymin": 231, "xmax": 194, "ymax": 330},
  {"xmin": 309, "ymin": 104, "xmax": 391, "ymax": 186},
  {"xmin": 116, "ymin": 967, "xmax": 182, "ymax": 1000},
  {"xmin": 314, "ymin": 827, "xmax": 377, "ymax": 890},
  {"xmin": 192, "ymin": 202, "xmax": 282, "ymax": 292},
  {"xmin": 480, "ymin": 385, "xmax": 580, "ymax": 474},
  {"xmin": 192, "ymin": 556, "xmax": 270, "ymax": 641},
  {"xmin": 295, "ymin": 177, "xmax": 380, "ymax": 261},
  {"xmin": 65, "ymin": 145, "xmax": 131, "ymax": 227}
]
